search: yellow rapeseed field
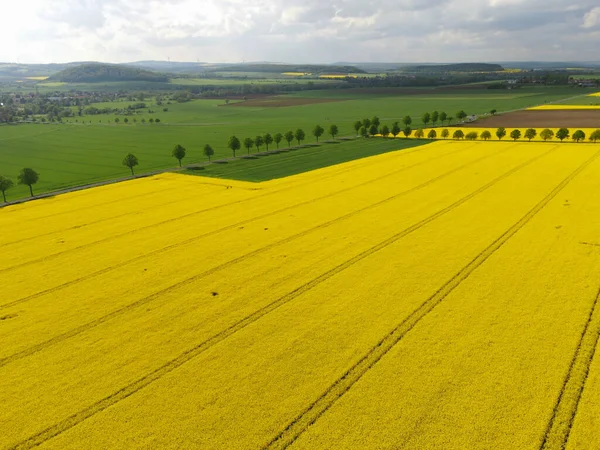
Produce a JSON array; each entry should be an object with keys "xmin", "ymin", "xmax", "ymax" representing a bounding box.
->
[
  {"xmin": 2, "ymin": 141, "xmax": 600, "ymax": 449},
  {"xmin": 528, "ymin": 104, "xmax": 600, "ymax": 110}
]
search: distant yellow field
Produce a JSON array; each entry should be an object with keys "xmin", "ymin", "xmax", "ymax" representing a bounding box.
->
[
  {"xmin": 528, "ymin": 104, "xmax": 600, "ymax": 110},
  {"xmin": 2, "ymin": 141, "xmax": 600, "ymax": 449},
  {"xmin": 319, "ymin": 74, "xmax": 360, "ymax": 79},
  {"xmin": 588, "ymin": 92, "xmax": 600, "ymax": 97},
  {"xmin": 25, "ymin": 76, "xmax": 49, "ymax": 80},
  {"xmin": 282, "ymin": 72, "xmax": 312, "ymax": 76}
]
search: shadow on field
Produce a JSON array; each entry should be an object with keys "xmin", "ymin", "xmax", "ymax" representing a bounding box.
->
[
  {"xmin": 213, "ymin": 160, "xmax": 229, "ymax": 164},
  {"xmin": 187, "ymin": 166, "xmax": 205, "ymax": 171},
  {"xmin": 240, "ymin": 155, "xmax": 259, "ymax": 160},
  {"xmin": 325, "ymin": 141, "xmax": 341, "ymax": 145}
]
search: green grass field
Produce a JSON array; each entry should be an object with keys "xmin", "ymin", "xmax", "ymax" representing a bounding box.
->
[{"xmin": 0, "ymin": 85, "xmax": 592, "ymax": 201}]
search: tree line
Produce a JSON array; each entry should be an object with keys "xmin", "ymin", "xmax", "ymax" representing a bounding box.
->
[
  {"xmin": 350, "ymin": 110, "xmax": 483, "ymax": 140},
  {"xmin": 402, "ymin": 127, "xmax": 600, "ymax": 143}
]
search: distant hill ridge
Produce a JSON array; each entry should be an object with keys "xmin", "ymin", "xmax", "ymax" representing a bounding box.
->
[
  {"xmin": 408, "ymin": 63, "xmax": 504, "ymax": 73},
  {"xmin": 48, "ymin": 63, "xmax": 169, "ymax": 83}
]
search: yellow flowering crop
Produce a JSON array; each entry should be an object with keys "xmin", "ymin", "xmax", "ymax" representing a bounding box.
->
[
  {"xmin": 527, "ymin": 104, "xmax": 600, "ymax": 110},
  {"xmin": 1, "ymin": 141, "xmax": 599, "ymax": 449}
]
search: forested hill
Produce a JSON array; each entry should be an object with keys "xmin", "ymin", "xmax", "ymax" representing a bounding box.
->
[
  {"xmin": 48, "ymin": 63, "xmax": 169, "ymax": 82},
  {"xmin": 408, "ymin": 63, "xmax": 504, "ymax": 72},
  {"xmin": 208, "ymin": 63, "xmax": 367, "ymax": 74}
]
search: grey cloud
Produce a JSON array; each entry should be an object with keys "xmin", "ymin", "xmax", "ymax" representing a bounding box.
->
[{"xmin": 7, "ymin": 0, "xmax": 600, "ymax": 63}]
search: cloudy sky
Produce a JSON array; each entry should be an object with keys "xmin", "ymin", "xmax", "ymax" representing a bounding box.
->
[{"xmin": 3, "ymin": 0, "xmax": 600, "ymax": 64}]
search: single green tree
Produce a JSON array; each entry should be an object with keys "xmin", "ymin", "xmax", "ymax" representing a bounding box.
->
[
  {"xmin": 439, "ymin": 112, "xmax": 448, "ymax": 125},
  {"xmin": 457, "ymin": 110, "xmax": 467, "ymax": 121},
  {"xmin": 540, "ymin": 129, "xmax": 554, "ymax": 141},
  {"xmin": 124, "ymin": 118, "xmax": 128, "ymax": 124},
  {"xmin": 122, "ymin": 154, "xmax": 138, "ymax": 176},
  {"xmin": 255, "ymin": 135, "xmax": 264, "ymax": 152},
  {"xmin": 284, "ymin": 130, "xmax": 294, "ymax": 147},
  {"xmin": 274, "ymin": 132, "xmax": 283, "ymax": 148},
  {"xmin": 141, "ymin": 118, "xmax": 146, "ymax": 124},
  {"xmin": 524, "ymin": 128, "xmax": 537, "ymax": 141},
  {"xmin": 149, "ymin": 118, "xmax": 154, "ymax": 123},
  {"xmin": 441, "ymin": 129, "xmax": 449, "ymax": 139},
  {"xmin": 391, "ymin": 122, "xmax": 401, "ymax": 138},
  {"xmin": 556, "ymin": 128, "xmax": 570, "ymax": 141},
  {"xmin": 353, "ymin": 120, "xmax": 362, "ymax": 136},
  {"xmin": 359, "ymin": 126, "xmax": 368, "ymax": 138},
  {"xmin": 453, "ymin": 129, "xmax": 465, "ymax": 140},
  {"xmin": 203, "ymin": 144, "xmax": 214, "ymax": 161},
  {"xmin": 115, "ymin": 118, "xmax": 120, "ymax": 124},
  {"xmin": 490, "ymin": 109, "xmax": 497, "ymax": 115},
  {"xmin": 371, "ymin": 116, "xmax": 380, "ymax": 129},
  {"xmin": 422, "ymin": 112, "xmax": 431, "ymax": 127},
  {"xmin": 446, "ymin": 116, "xmax": 454, "ymax": 125},
  {"xmin": 414, "ymin": 128, "xmax": 425, "ymax": 139},
  {"xmin": 573, "ymin": 130, "xmax": 586, "ymax": 142},
  {"xmin": 244, "ymin": 137, "xmax": 254, "ymax": 154},
  {"xmin": 313, "ymin": 125, "xmax": 324, "ymax": 142},
  {"xmin": 510, "ymin": 129, "xmax": 522, "ymax": 141},
  {"xmin": 295, "ymin": 128, "xmax": 306, "ymax": 145},
  {"xmin": 329, "ymin": 124, "xmax": 338, "ymax": 140},
  {"xmin": 589, "ymin": 129, "xmax": 600, "ymax": 143},
  {"xmin": 403, "ymin": 126, "xmax": 412, "ymax": 138},
  {"xmin": 369, "ymin": 124, "xmax": 379, "ymax": 137},
  {"xmin": 496, "ymin": 127, "xmax": 507, "ymax": 140},
  {"xmin": 381, "ymin": 125, "xmax": 390, "ymax": 138},
  {"xmin": 0, "ymin": 176, "xmax": 14, "ymax": 202},
  {"xmin": 172, "ymin": 144, "xmax": 186, "ymax": 167},
  {"xmin": 431, "ymin": 111, "xmax": 439, "ymax": 126},
  {"xmin": 465, "ymin": 131, "xmax": 478, "ymax": 140},
  {"xmin": 427, "ymin": 129, "xmax": 437, "ymax": 139},
  {"xmin": 481, "ymin": 130, "xmax": 492, "ymax": 140},
  {"xmin": 362, "ymin": 118, "xmax": 371, "ymax": 129},
  {"xmin": 402, "ymin": 116, "xmax": 412, "ymax": 127},
  {"xmin": 263, "ymin": 133, "xmax": 273, "ymax": 151},
  {"xmin": 18, "ymin": 168, "xmax": 39, "ymax": 196},
  {"xmin": 228, "ymin": 135, "xmax": 241, "ymax": 157}
]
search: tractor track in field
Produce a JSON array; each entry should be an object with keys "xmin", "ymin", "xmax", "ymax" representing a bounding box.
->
[
  {"xmin": 540, "ymin": 285, "xmax": 600, "ymax": 450},
  {"xmin": 264, "ymin": 148, "xmax": 600, "ymax": 450},
  {"xmin": 0, "ymin": 143, "xmax": 505, "ymax": 366},
  {"xmin": 0, "ymin": 143, "xmax": 472, "ymax": 310},
  {"xmin": 5, "ymin": 147, "xmax": 555, "ymax": 450},
  {"xmin": 0, "ymin": 183, "xmax": 225, "ymax": 248}
]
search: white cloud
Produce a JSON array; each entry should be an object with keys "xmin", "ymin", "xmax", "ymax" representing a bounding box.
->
[
  {"xmin": 582, "ymin": 7, "xmax": 600, "ymax": 28},
  {"xmin": 0, "ymin": 0, "xmax": 599, "ymax": 63}
]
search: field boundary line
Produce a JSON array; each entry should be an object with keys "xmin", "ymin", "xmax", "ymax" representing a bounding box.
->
[
  {"xmin": 0, "ymin": 138, "xmax": 425, "ymax": 209},
  {"xmin": 5, "ymin": 147, "xmax": 555, "ymax": 450},
  {"xmin": 264, "ymin": 149, "xmax": 600, "ymax": 450},
  {"xmin": 0, "ymin": 144, "xmax": 506, "ymax": 365},
  {"xmin": 0, "ymin": 144, "xmax": 471, "ymax": 310},
  {"xmin": 540, "ymin": 286, "xmax": 600, "ymax": 450}
]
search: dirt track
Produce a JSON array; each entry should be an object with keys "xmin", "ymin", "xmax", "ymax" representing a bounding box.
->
[{"xmin": 466, "ymin": 110, "xmax": 600, "ymax": 128}]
